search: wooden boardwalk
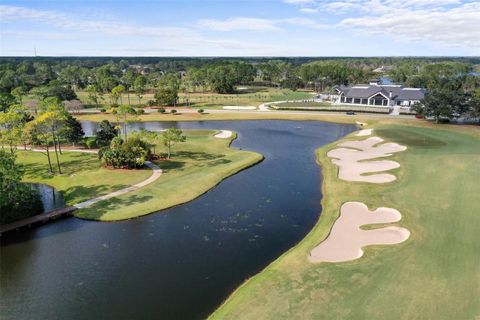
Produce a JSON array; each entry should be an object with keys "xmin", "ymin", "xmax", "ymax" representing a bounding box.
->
[{"xmin": 0, "ymin": 206, "xmax": 77, "ymax": 235}]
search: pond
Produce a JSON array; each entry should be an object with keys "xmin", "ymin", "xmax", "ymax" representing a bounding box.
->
[
  {"xmin": 0, "ymin": 120, "xmax": 355, "ymax": 320},
  {"xmin": 29, "ymin": 183, "xmax": 65, "ymax": 213}
]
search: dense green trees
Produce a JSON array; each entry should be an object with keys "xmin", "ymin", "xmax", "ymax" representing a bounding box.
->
[
  {"xmin": 99, "ymin": 136, "xmax": 151, "ymax": 168},
  {"xmin": 30, "ymin": 80, "xmax": 77, "ymax": 101},
  {"xmin": 406, "ymin": 64, "xmax": 479, "ymax": 122},
  {"xmin": 155, "ymin": 74, "xmax": 180, "ymax": 105},
  {"xmin": 298, "ymin": 62, "xmax": 371, "ymax": 89},
  {"xmin": 0, "ymin": 92, "xmax": 16, "ymax": 112},
  {"xmin": 207, "ymin": 65, "xmax": 237, "ymax": 94},
  {"xmin": 186, "ymin": 62, "xmax": 256, "ymax": 94},
  {"xmin": 95, "ymin": 120, "xmax": 119, "ymax": 147},
  {"xmin": 112, "ymin": 104, "xmax": 139, "ymax": 140},
  {"xmin": 0, "ymin": 104, "xmax": 29, "ymax": 154},
  {"xmin": 86, "ymin": 84, "xmax": 100, "ymax": 108},
  {"xmin": 62, "ymin": 115, "xmax": 85, "ymax": 146},
  {"xmin": 162, "ymin": 128, "xmax": 186, "ymax": 159},
  {"xmin": 1, "ymin": 57, "xmax": 479, "ymax": 123},
  {"xmin": 110, "ymin": 84, "xmax": 125, "ymax": 105},
  {"xmin": 134, "ymin": 75, "xmax": 147, "ymax": 104},
  {"xmin": 0, "ymin": 150, "xmax": 43, "ymax": 225}
]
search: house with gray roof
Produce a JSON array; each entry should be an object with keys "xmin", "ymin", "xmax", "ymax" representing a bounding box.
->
[{"xmin": 333, "ymin": 81, "xmax": 425, "ymax": 109}]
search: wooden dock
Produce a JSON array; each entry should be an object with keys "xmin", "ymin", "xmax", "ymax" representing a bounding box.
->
[{"xmin": 0, "ymin": 206, "xmax": 77, "ymax": 235}]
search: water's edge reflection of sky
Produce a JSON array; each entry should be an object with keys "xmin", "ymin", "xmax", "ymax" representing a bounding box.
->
[{"xmin": 1, "ymin": 120, "xmax": 355, "ymax": 320}]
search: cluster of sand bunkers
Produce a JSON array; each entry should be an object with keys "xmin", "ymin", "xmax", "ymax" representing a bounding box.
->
[{"xmin": 309, "ymin": 128, "xmax": 410, "ymax": 263}]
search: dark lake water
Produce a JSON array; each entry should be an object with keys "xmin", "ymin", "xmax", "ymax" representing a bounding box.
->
[
  {"xmin": 29, "ymin": 183, "xmax": 65, "ymax": 213},
  {"xmin": 1, "ymin": 120, "xmax": 355, "ymax": 320}
]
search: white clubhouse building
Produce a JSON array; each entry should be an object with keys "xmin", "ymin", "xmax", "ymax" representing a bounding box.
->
[{"xmin": 333, "ymin": 80, "xmax": 425, "ymax": 108}]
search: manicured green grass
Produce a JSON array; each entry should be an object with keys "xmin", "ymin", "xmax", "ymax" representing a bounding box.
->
[
  {"xmin": 75, "ymin": 130, "xmax": 263, "ymax": 221},
  {"xmin": 210, "ymin": 124, "xmax": 480, "ymax": 320},
  {"xmin": 26, "ymin": 86, "xmax": 313, "ymax": 109},
  {"xmin": 16, "ymin": 151, "xmax": 151, "ymax": 204},
  {"xmin": 273, "ymin": 102, "xmax": 391, "ymax": 114},
  {"xmin": 74, "ymin": 110, "xmax": 376, "ymax": 125}
]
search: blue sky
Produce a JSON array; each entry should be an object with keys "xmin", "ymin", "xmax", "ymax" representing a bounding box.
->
[{"xmin": 0, "ymin": 0, "xmax": 478, "ymax": 56}]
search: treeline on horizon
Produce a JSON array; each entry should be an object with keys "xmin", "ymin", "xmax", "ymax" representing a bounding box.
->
[
  {"xmin": 1, "ymin": 56, "xmax": 479, "ymax": 114},
  {"xmin": 1, "ymin": 56, "xmax": 479, "ymax": 68}
]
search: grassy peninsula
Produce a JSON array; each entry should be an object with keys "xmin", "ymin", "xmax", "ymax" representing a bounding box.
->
[{"xmin": 75, "ymin": 130, "xmax": 263, "ymax": 221}]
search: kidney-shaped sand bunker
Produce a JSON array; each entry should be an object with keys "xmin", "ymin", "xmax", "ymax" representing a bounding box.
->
[{"xmin": 309, "ymin": 202, "xmax": 410, "ymax": 263}]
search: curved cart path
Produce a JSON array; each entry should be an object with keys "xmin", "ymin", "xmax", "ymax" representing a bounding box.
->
[
  {"xmin": 17, "ymin": 147, "xmax": 163, "ymax": 209},
  {"xmin": 74, "ymin": 161, "xmax": 162, "ymax": 209}
]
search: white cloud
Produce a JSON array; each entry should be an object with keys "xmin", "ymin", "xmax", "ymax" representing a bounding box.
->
[
  {"xmin": 282, "ymin": 0, "xmax": 480, "ymax": 51},
  {"xmin": 339, "ymin": 2, "xmax": 480, "ymax": 49},
  {"xmin": 384, "ymin": 0, "xmax": 461, "ymax": 8},
  {"xmin": 283, "ymin": 18, "xmax": 331, "ymax": 29},
  {"xmin": 299, "ymin": 7, "xmax": 319, "ymax": 13},
  {"xmin": 0, "ymin": 5, "xmax": 196, "ymax": 39},
  {"xmin": 0, "ymin": 5, "xmax": 278, "ymax": 55},
  {"xmin": 283, "ymin": 0, "xmax": 315, "ymax": 4},
  {"xmin": 197, "ymin": 17, "xmax": 280, "ymax": 31},
  {"xmin": 323, "ymin": 1, "xmax": 362, "ymax": 13},
  {"xmin": 1, "ymin": 30, "xmax": 78, "ymax": 40},
  {"xmin": 198, "ymin": 16, "xmax": 331, "ymax": 31}
]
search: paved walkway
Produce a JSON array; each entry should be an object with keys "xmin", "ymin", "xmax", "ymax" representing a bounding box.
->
[
  {"xmin": 18, "ymin": 147, "xmax": 163, "ymax": 209},
  {"xmin": 391, "ymin": 105, "xmax": 401, "ymax": 116},
  {"xmin": 74, "ymin": 161, "xmax": 162, "ymax": 209},
  {"xmin": 16, "ymin": 146, "xmax": 98, "ymax": 153}
]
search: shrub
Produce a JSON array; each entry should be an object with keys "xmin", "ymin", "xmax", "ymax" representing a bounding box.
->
[
  {"xmin": 99, "ymin": 137, "xmax": 151, "ymax": 169},
  {"xmin": 95, "ymin": 120, "xmax": 119, "ymax": 147},
  {"xmin": 137, "ymin": 109, "xmax": 145, "ymax": 115},
  {"xmin": 147, "ymin": 100, "xmax": 156, "ymax": 107},
  {"xmin": 198, "ymin": 109, "xmax": 204, "ymax": 114},
  {"xmin": 84, "ymin": 138, "xmax": 97, "ymax": 149},
  {"xmin": 171, "ymin": 109, "xmax": 177, "ymax": 114},
  {"xmin": 158, "ymin": 107, "xmax": 166, "ymax": 113},
  {"xmin": 100, "ymin": 108, "xmax": 106, "ymax": 113}
]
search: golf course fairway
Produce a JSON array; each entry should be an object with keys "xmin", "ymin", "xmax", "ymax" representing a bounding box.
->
[{"xmin": 210, "ymin": 123, "xmax": 480, "ymax": 320}]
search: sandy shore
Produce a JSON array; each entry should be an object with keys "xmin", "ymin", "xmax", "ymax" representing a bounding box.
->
[
  {"xmin": 327, "ymin": 137, "xmax": 406, "ymax": 183},
  {"xmin": 309, "ymin": 202, "xmax": 410, "ymax": 263},
  {"xmin": 214, "ymin": 130, "xmax": 233, "ymax": 139}
]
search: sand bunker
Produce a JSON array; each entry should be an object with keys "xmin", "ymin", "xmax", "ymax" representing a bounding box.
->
[
  {"xmin": 309, "ymin": 202, "xmax": 410, "ymax": 263},
  {"xmin": 327, "ymin": 137, "xmax": 406, "ymax": 183},
  {"xmin": 356, "ymin": 129, "xmax": 373, "ymax": 136},
  {"xmin": 214, "ymin": 130, "xmax": 233, "ymax": 139}
]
